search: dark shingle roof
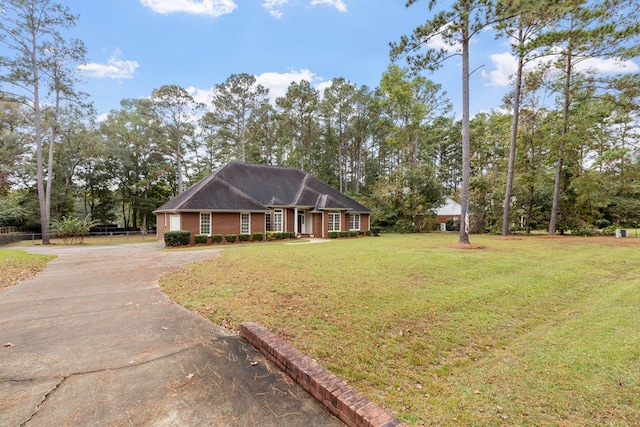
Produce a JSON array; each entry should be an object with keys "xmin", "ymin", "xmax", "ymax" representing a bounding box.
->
[{"xmin": 154, "ymin": 162, "xmax": 371, "ymax": 213}]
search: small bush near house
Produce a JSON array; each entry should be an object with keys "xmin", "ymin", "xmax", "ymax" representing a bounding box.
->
[
  {"xmin": 349, "ymin": 231, "xmax": 358, "ymax": 237},
  {"xmin": 212, "ymin": 234, "xmax": 223, "ymax": 243},
  {"xmin": 225, "ymin": 234, "xmax": 238, "ymax": 243},
  {"xmin": 328, "ymin": 232, "xmax": 339, "ymax": 239},
  {"xmin": 252, "ymin": 233, "xmax": 264, "ymax": 241},
  {"xmin": 239, "ymin": 234, "xmax": 251, "ymax": 242},
  {"xmin": 339, "ymin": 231, "xmax": 349, "ymax": 238},
  {"xmin": 371, "ymin": 226, "xmax": 382, "ymax": 236},
  {"xmin": 164, "ymin": 231, "xmax": 191, "ymax": 247},
  {"xmin": 266, "ymin": 231, "xmax": 278, "ymax": 241},
  {"xmin": 194, "ymin": 234, "xmax": 208, "ymax": 244}
]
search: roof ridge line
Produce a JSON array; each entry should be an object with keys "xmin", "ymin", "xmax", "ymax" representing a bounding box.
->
[
  {"xmin": 172, "ymin": 167, "xmax": 223, "ymax": 211},
  {"xmin": 292, "ymin": 173, "xmax": 312, "ymax": 206}
]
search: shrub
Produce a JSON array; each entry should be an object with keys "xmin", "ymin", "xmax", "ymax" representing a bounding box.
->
[
  {"xmin": 394, "ymin": 219, "xmax": 419, "ymax": 233},
  {"xmin": 50, "ymin": 215, "xmax": 98, "ymax": 244},
  {"xmin": 225, "ymin": 234, "xmax": 238, "ymax": 243},
  {"xmin": 287, "ymin": 232, "xmax": 297, "ymax": 239},
  {"xmin": 239, "ymin": 234, "xmax": 251, "ymax": 242},
  {"xmin": 596, "ymin": 218, "xmax": 611, "ymax": 229},
  {"xmin": 275, "ymin": 232, "xmax": 285, "ymax": 240},
  {"xmin": 576, "ymin": 225, "xmax": 599, "ymax": 237},
  {"xmin": 349, "ymin": 231, "xmax": 358, "ymax": 237},
  {"xmin": 252, "ymin": 233, "xmax": 264, "ymax": 241},
  {"xmin": 371, "ymin": 226, "xmax": 382, "ymax": 236},
  {"xmin": 164, "ymin": 230, "xmax": 191, "ymax": 247},
  {"xmin": 339, "ymin": 231, "xmax": 349, "ymax": 238},
  {"xmin": 194, "ymin": 234, "xmax": 208, "ymax": 244},
  {"xmin": 266, "ymin": 231, "xmax": 278, "ymax": 241},
  {"xmin": 446, "ymin": 218, "xmax": 460, "ymax": 232},
  {"xmin": 212, "ymin": 234, "xmax": 223, "ymax": 243},
  {"xmin": 328, "ymin": 231, "xmax": 339, "ymax": 239}
]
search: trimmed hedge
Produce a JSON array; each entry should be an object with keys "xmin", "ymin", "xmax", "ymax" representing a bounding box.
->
[
  {"xmin": 225, "ymin": 234, "xmax": 238, "ymax": 243},
  {"xmin": 252, "ymin": 233, "xmax": 264, "ymax": 241},
  {"xmin": 339, "ymin": 231, "xmax": 349, "ymax": 238},
  {"xmin": 212, "ymin": 234, "xmax": 223, "ymax": 243},
  {"xmin": 194, "ymin": 234, "xmax": 208, "ymax": 244},
  {"xmin": 239, "ymin": 234, "xmax": 251, "ymax": 242},
  {"xmin": 328, "ymin": 231, "xmax": 339, "ymax": 239},
  {"xmin": 164, "ymin": 230, "xmax": 191, "ymax": 247},
  {"xmin": 349, "ymin": 231, "xmax": 358, "ymax": 237}
]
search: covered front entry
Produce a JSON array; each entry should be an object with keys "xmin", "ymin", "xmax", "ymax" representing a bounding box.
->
[{"xmin": 296, "ymin": 210, "xmax": 313, "ymax": 235}]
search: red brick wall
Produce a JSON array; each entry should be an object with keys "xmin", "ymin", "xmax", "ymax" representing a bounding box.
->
[
  {"xmin": 156, "ymin": 213, "xmax": 169, "ymax": 240},
  {"xmin": 360, "ymin": 214, "xmax": 370, "ymax": 231},
  {"xmin": 251, "ymin": 212, "xmax": 266, "ymax": 234},
  {"xmin": 312, "ymin": 213, "xmax": 323, "ymax": 238},
  {"xmin": 211, "ymin": 212, "xmax": 239, "ymax": 235},
  {"xmin": 285, "ymin": 209, "xmax": 294, "ymax": 233}
]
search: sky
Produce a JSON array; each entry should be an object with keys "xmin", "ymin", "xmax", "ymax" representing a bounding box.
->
[{"xmin": 65, "ymin": 0, "xmax": 640, "ymax": 121}]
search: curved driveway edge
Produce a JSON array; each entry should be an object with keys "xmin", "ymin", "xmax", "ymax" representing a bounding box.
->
[{"xmin": 0, "ymin": 242, "xmax": 342, "ymax": 426}]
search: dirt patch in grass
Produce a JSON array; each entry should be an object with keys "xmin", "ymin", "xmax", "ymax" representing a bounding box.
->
[{"xmin": 445, "ymin": 242, "xmax": 487, "ymax": 249}]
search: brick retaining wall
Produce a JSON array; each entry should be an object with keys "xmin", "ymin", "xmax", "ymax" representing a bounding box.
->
[{"xmin": 240, "ymin": 322, "xmax": 407, "ymax": 427}]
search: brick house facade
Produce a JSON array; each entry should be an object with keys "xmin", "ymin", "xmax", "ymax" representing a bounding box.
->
[{"xmin": 154, "ymin": 162, "xmax": 372, "ymax": 244}]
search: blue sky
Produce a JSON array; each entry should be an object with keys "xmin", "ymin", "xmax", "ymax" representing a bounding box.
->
[{"xmin": 68, "ymin": 0, "xmax": 639, "ymax": 120}]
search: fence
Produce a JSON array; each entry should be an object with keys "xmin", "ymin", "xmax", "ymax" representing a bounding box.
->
[{"xmin": 1, "ymin": 230, "xmax": 157, "ymax": 245}]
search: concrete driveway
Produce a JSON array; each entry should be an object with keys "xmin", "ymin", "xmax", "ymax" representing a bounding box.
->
[{"xmin": 0, "ymin": 242, "xmax": 342, "ymax": 426}]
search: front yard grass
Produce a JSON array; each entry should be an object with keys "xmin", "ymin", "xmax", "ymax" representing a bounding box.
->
[
  {"xmin": 0, "ymin": 250, "xmax": 56, "ymax": 289},
  {"xmin": 160, "ymin": 234, "xmax": 640, "ymax": 426}
]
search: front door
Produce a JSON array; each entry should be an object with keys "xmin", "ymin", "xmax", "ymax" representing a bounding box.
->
[{"xmin": 297, "ymin": 212, "xmax": 305, "ymax": 234}]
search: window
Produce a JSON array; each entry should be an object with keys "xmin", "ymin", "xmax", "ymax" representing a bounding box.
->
[
  {"xmin": 349, "ymin": 214, "xmax": 360, "ymax": 231},
  {"xmin": 265, "ymin": 212, "xmax": 272, "ymax": 232},
  {"xmin": 240, "ymin": 213, "xmax": 250, "ymax": 234},
  {"xmin": 200, "ymin": 212, "xmax": 211, "ymax": 235},
  {"xmin": 273, "ymin": 209, "xmax": 283, "ymax": 232},
  {"xmin": 328, "ymin": 212, "xmax": 341, "ymax": 232}
]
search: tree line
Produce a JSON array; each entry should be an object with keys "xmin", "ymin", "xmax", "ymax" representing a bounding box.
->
[{"xmin": 1, "ymin": 0, "xmax": 639, "ymax": 243}]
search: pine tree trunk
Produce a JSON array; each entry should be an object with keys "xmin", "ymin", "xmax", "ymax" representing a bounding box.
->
[{"xmin": 459, "ymin": 22, "xmax": 471, "ymax": 244}]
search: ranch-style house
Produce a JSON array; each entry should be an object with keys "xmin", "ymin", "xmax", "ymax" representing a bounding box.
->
[{"xmin": 154, "ymin": 161, "xmax": 372, "ymax": 243}]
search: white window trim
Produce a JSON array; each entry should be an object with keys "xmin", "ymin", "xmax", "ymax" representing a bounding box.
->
[
  {"xmin": 328, "ymin": 212, "xmax": 341, "ymax": 232},
  {"xmin": 200, "ymin": 212, "xmax": 211, "ymax": 236},
  {"xmin": 240, "ymin": 212, "xmax": 251, "ymax": 235},
  {"xmin": 349, "ymin": 214, "xmax": 361, "ymax": 231},
  {"xmin": 273, "ymin": 209, "xmax": 283, "ymax": 233}
]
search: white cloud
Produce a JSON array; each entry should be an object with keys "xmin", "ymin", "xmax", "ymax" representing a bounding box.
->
[
  {"xmin": 482, "ymin": 50, "xmax": 640, "ymax": 88},
  {"xmin": 186, "ymin": 86, "xmax": 215, "ymax": 106},
  {"xmin": 262, "ymin": 0, "xmax": 288, "ymax": 19},
  {"xmin": 576, "ymin": 57, "xmax": 639, "ymax": 74},
  {"xmin": 78, "ymin": 51, "xmax": 139, "ymax": 79},
  {"xmin": 255, "ymin": 69, "xmax": 325, "ymax": 102},
  {"xmin": 481, "ymin": 52, "xmax": 517, "ymax": 87},
  {"xmin": 187, "ymin": 70, "xmax": 327, "ymax": 110},
  {"xmin": 140, "ymin": 0, "xmax": 237, "ymax": 16},
  {"xmin": 426, "ymin": 24, "xmax": 462, "ymax": 54},
  {"xmin": 309, "ymin": 0, "xmax": 347, "ymax": 13}
]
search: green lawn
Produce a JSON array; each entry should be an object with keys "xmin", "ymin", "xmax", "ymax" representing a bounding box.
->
[
  {"xmin": 0, "ymin": 250, "xmax": 56, "ymax": 289},
  {"xmin": 160, "ymin": 234, "xmax": 640, "ymax": 426}
]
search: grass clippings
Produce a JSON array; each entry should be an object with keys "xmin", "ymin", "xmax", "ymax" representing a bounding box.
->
[{"xmin": 160, "ymin": 233, "xmax": 640, "ymax": 426}]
